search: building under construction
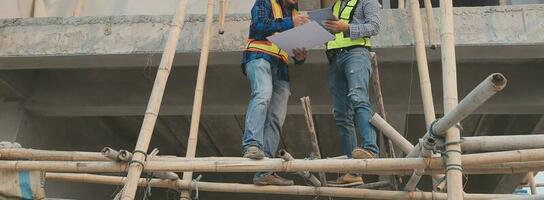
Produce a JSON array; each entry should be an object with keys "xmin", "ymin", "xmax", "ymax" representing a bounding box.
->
[{"xmin": 1, "ymin": 0, "xmax": 543, "ymax": 199}]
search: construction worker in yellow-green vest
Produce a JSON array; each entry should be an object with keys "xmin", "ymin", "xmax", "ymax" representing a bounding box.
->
[
  {"xmin": 241, "ymin": 0, "xmax": 310, "ymax": 186},
  {"xmin": 322, "ymin": 0, "xmax": 382, "ymax": 185}
]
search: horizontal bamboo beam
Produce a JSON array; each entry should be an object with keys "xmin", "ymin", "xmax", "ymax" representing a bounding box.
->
[
  {"xmin": 2, "ymin": 149, "xmax": 544, "ymax": 174},
  {"xmin": 0, "ymin": 148, "xmax": 109, "ymax": 161},
  {"xmin": 462, "ymin": 135, "xmax": 544, "ymax": 153},
  {"xmin": 46, "ymin": 173, "xmax": 518, "ymax": 200}
]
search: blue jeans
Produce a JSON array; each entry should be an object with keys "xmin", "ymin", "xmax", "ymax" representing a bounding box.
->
[
  {"xmin": 329, "ymin": 47, "xmax": 379, "ymax": 157},
  {"xmin": 242, "ymin": 59, "xmax": 290, "ymax": 178}
]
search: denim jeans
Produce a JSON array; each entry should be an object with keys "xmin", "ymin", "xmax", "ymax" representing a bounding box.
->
[
  {"xmin": 242, "ymin": 58, "xmax": 290, "ymax": 178},
  {"xmin": 329, "ymin": 47, "xmax": 379, "ymax": 157}
]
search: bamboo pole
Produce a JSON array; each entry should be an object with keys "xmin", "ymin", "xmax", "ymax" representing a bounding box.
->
[
  {"xmin": 73, "ymin": 0, "xmax": 85, "ymax": 17},
  {"xmin": 370, "ymin": 52, "xmax": 402, "ymax": 190},
  {"xmin": 4, "ymin": 148, "xmax": 544, "ymax": 174},
  {"xmin": 0, "ymin": 148, "xmax": 109, "ymax": 161},
  {"xmin": 440, "ymin": 0, "xmax": 463, "ymax": 198},
  {"xmin": 398, "ymin": 0, "xmax": 405, "ymax": 9},
  {"xmin": 407, "ymin": 73, "xmax": 507, "ymax": 157},
  {"xmin": 423, "ymin": 0, "xmax": 438, "ymax": 49},
  {"xmin": 46, "ymin": 173, "xmax": 518, "ymax": 200},
  {"xmin": 408, "ymin": 0, "xmax": 436, "ymax": 128},
  {"xmin": 407, "ymin": 0, "xmax": 442, "ymax": 190},
  {"xmin": 462, "ymin": 135, "xmax": 544, "ymax": 153},
  {"xmin": 218, "ymin": 0, "xmax": 227, "ymax": 34},
  {"xmin": 370, "ymin": 113, "xmax": 414, "ymax": 154},
  {"xmin": 527, "ymin": 172, "xmax": 537, "ymax": 195},
  {"xmin": 6, "ymin": 160, "xmax": 544, "ymax": 176},
  {"xmin": 279, "ymin": 149, "xmax": 321, "ymax": 187},
  {"xmin": 4, "ymin": 134, "xmax": 544, "ymax": 162},
  {"xmin": 119, "ymin": 0, "xmax": 190, "ymax": 199},
  {"xmin": 300, "ymin": 96, "xmax": 328, "ymax": 186},
  {"xmin": 179, "ymin": 0, "xmax": 216, "ymax": 199}
]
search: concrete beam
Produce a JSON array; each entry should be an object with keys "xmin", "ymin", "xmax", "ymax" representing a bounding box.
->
[{"xmin": 0, "ymin": 5, "xmax": 543, "ymax": 69}]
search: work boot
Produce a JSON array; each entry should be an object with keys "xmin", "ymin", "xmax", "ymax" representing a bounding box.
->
[
  {"xmin": 328, "ymin": 173, "xmax": 364, "ymax": 185},
  {"xmin": 352, "ymin": 147, "xmax": 377, "ymax": 159},
  {"xmin": 253, "ymin": 173, "xmax": 294, "ymax": 186},
  {"xmin": 244, "ymin": 146, "xmax": 266, "ymax": 160}
]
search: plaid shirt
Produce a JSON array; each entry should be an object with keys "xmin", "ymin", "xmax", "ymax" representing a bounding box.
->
[{"xmin": 241, "ymin": 0, "xmax": 298, "ymax": 81}]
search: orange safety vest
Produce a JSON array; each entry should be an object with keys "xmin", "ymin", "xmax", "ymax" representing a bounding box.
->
[{"xmin": 245, "ymin": 0, "xmax": 298, "ymax": 63}]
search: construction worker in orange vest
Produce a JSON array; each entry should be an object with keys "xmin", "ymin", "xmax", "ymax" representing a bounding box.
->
[{"xmin": 240, "ymin": 0, "xmax": 310, "ymax": 186}]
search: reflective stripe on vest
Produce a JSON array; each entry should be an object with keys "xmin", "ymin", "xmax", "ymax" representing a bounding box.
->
[
  {"xmin": 326, "ymin": 0, "xmax": 371, "ymax": 50},
  {"xmin": 245, "ymin": 0, "xmax": 297, "ymax": 63}
]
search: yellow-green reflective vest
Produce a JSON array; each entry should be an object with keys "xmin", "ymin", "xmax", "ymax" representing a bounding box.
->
[{"xmin": 326, "ymin": 0, "xmax": 371, "ymax": 50}]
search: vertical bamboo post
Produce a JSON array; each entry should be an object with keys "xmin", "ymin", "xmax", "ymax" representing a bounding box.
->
[
  {"xmin": 440, "ymin": 0, "xmax": 464, "ymax": 198},
  {"xmin": 218, "ymin": 0, "xmax": 227, "ymax": 34},
  {"xmin": 406, "ymin": 0, "xmax": 443, "ymax": 191},
  {"xmin": 179, "ymin": 0, "xmax": 216, "ymax": 199},
  {"xmin": 370, "ymin": 53, "xmax": 401, "ymax": 190},
  {"xmin": 119, "ymin": 0, "xmax": 190, "ymax": 199},
  {"xmin": 527, "ymin": 172, "xmax": 538, "ymax": 195},
  {"xmin": 73, "ymin": 0, "xmax": 85, "ymax": 17},
  {"xmin": 398, "ymin": 0, "xmax": 405, "ymax": 9},
  {"xmin": 423, "ymin": 0, "xmax": 438, "ymax": 49},
  {"xmin": 408, "ymin": 0, "xmax": 436, "ymax": 128},
  {"xmin": 300, "ymin": 96, "xmax": 328, "ymax": 187}
]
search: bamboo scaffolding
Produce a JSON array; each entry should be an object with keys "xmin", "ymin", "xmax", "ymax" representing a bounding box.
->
[
  {"xmin": 300, "ymin": 96, "xmax": 328, "ymax": 187},
  {"xmin": 119, "ymin": 0, "xmax": 190, "ymax": 199},
  {"xmin": 423, "ymin": 0, "xmax": 438, "ymax": 49},
  {"xmin": 179, "ymin": 0, "xmax": 215, "ymax": 199},
  {"xmin": 408, "ymin": 0, "xmax": 436, "ymax": 128},
  {"xmin": 3, "ymin": 134, "xmax": 544, "ymax": 162},
  {"xmin": 278, "ymin": 150, "xmax": 321, "ymax": 187},
  {"xmin": 370, "ymin": 52, "xmax": 401, "ymax": 190},
  {"xmin": 218, "ymin": 0, "xmax": 227, "ymax": 34},
  {"xmin": 406, "ymin": 0, "xmax": 442, "ymax": 187},
  {"xmin": 440, "ymin": 0, "xmax": 463, "ymax": 198},
  {"xmin": 73, "ymin": 0, "xmax": 85, "ymax": 17},
  {"xmin": 399, "ymin": 0, "xmax": 405, "ymax": 9},
  {"xmin": 45, "ymin": 173, "xmax": 519, "ymax": 200},
  {"xmin": 3, "ymin": 148, "xmax": 544, "ymax": 174},
  {"xmin": 370, "ymin": 113, "xmax": 414, "ymax": 154},
  {"xmin": 407, "ymin": 73, "xmax": 507, "ymax": 157},
  {"xmin": 5, "ymin": 159, "xmax": 544, "ymax": 176}
]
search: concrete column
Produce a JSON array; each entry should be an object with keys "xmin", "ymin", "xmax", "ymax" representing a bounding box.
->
[{"xmin": 0, "ymin": 102, "xmax": 25, "ymax": 142}]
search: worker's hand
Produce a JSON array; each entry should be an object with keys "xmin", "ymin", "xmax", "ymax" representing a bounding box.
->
[
  {"xmin": 293, "ymin": 14, "xmax": 310, "ymax": 27},
  {"xmin": 293, "ymin": 48, "xmax": 308, "ymax": 61},
  {"xmin": 323, "ymin": 17, "xmax": 349, "ymax": 34}
]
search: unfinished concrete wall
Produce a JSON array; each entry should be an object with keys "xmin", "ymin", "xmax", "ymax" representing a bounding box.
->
[{"xmin": 0, "ymin": 0, "xmax": 255, "ymax": 19}]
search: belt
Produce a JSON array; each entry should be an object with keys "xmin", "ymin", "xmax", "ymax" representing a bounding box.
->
[{"xmin": 326, "ymin": 45, "xmax": 371, "ymax": 63}]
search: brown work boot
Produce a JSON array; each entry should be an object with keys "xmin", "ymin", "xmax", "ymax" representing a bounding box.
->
[
  {"xmin": 253, "ymin": 173, "xmax": 294, "ymax": 186},
  {"xmin": 328, "ymin": 173, "xmax": 364, "ymax": 185},
  {"xmin": 244, "ymin": 146, "xmax": 266, "ymax": 160},
  {"xmin": 352, "ymin": 147, "xmax": 376, "ymax": 159}
]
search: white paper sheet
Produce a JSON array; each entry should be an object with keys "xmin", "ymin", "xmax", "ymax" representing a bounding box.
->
[
  {"xmin": 267, "ymin": 21, "xmax": 335, "ymax": 56},
  {"xmin": 308, "ymin": 8, "xmax": 336, "ymax": 26}
]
